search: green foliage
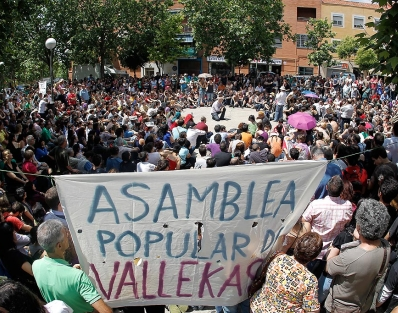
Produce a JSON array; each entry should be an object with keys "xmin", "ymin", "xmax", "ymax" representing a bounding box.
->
[
  {"xmin": 181, "ymin": 0, "xmax": 292, "ymax": 68},
  {"xmin": 355, "ymin": 47, "xmax": 378, "ymax": 72},
  {"xmin": 336, "ymin": 36, "xmax": 358, "ymax": 61},
  {"xmin": 148, "ymin": 13, "xmax": 187, "ymax": 73},
  {"xmin": 0, "ymin": 0, "xmax": 179, "ymax": 80},
  {"xmin": 305, "ymin": 18, "xmax": 336, "ymax": 68},
  {"xmin": 119, "ymin": 0, "xmax": 183, "ymax": 71},
  {"xmin": 357, "ymin": 1, "xmax": 398, "ymax": 83}
]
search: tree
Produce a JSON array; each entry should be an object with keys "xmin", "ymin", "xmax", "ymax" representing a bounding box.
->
[
  {"xmin": 119, "ymin": 0, "xmax": 181, "ymax": 72},
  {"xmin": 147, "ymin": 13, "xmax": 187, "ymax": 74},
  {"xmin": 181, "ymin": 0, "xmax": 292, "ymax": 71},
  {"xmin": 357, "ymin": 1, "xmax": 398, "ymax": 83},
  {"xmin": 305, "ymin": 18, "xmax": 336, "ymax": 74},
  {"xmin": 336, "ymin": 36, "xmax": 358, "ymax": 66},
  {"xmin": 355, "ymin": 47, "xmax": 378, "ymax": 72}
]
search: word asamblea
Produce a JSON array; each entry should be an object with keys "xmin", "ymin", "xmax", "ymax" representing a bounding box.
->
[{"xmin": 88, "ymin": 179, "xmax": 296, "ymax": 224}]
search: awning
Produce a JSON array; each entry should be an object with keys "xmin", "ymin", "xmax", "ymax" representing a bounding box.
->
[
  {"xmin": 104, "ymin": 65, "xmax": 128, "ymax": 76},
  {"xmin": 250, "ymin": 59, "xmax": 282, "ymax": 65},
  {"xmin": 207, "ymin": 56, "xmax": 226, "ymax": 63}
]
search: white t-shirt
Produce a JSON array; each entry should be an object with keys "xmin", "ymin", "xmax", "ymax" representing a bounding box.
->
[
  {"xmin": 137, "ymin": 162, "xmax": 156, "ymax": 172},
  {"xmin": 38, "ymin": 99, "xmax": 47, "ymax": 114},
  {"xmin": 194, "ymin": 156, "xmax": 208, "ymax": 169},
  {"xmin": 44, "ymin": 300, "xmax": 73, "ymax": 313}
]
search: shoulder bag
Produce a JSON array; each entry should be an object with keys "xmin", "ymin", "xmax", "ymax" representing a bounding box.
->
[{"xmin": 248, "ymin": 251, "xmax": 284, "ymax": 298}]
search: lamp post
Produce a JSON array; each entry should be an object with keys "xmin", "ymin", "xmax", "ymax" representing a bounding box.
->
[
  {"xmin": 45, "ymin": 38, "xmax": 56, "ymax": 104},
  {"xmin": 0, "ymin": 62, "xmax": 5, "ymax": 98}
]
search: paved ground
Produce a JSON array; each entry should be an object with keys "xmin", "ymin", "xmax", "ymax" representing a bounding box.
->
[{"xmin": 181, "ymin": 106, "xmax": 265, "ymax": 132}]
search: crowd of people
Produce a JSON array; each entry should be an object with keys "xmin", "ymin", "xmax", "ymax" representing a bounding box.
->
[{"xmin": 0, "ymin": 70, "xmax": 398, "ymax": 312}]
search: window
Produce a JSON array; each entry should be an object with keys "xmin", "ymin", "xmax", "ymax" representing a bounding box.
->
[
  {"xmin": 374, "ymin": 18, "xmax": 380, "ymax": 29},
  {"xmin": 298, "ymin": 67, "xmax": 314, "ymax": 76},
  {"xmin": 332, "ymin": 13, "xmax": 344, "ymax": 27},
  {"xmin": 273, "ymin": 37, "xmax": 282, "ymax": 48},
  {"xmin": 169, "ymin": 9, "xmax": 181, "ymax": 14},
  {"xmin": 332, "ymin": 39, "xmax": 341, "ymax": 47},
  {"xmin": 353, "ymin": 16, "xmax": 365, "ymax": 29},
  {"xmin": 145, "ymin": 68, "xmax": 154, "ymax": 77},
  {"xmin": 296, "ymin": 34, "xmax": 308, "ymax": 48},
  {"xmin": 182, "ymin": 24, "xmax": 193, "ymax": 33},
  {"xmin": 297, "ymin": 7, "xmax": 316, "ymax": 21}
]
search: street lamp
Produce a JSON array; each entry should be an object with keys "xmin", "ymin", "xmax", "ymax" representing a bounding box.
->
[
  {"xmin": 0, "ymin": 62, "xmax": 4, "ymax": 91},
  {"xmin": 45, "ymin": 38, "xmax": 56, "ymax": 104}
]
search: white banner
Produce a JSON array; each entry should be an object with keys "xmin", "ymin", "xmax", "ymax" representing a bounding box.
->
[
  {"xmin": 39, "ymin": 81, "xmax": 47, "ymax": 95},
  {"xmin": 55, "ymin": 161, "xmax": 326, "ymax": 307}
]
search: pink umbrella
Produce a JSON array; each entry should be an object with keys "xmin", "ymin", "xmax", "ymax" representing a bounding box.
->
[
  {"xmin": 287, "ymin": 112, "xmax": 317, "ymax": 130},
  {"xmin": 304, "ymin": 93, "xmax": 319, "ymax": 99}
]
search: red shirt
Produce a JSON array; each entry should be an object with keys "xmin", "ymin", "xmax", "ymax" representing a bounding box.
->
[
  {"xmin": 4, "ymin": 213, "xmax": 24, "ymax": 231},
  {"xmin": 22, "ymin": 161, "xmax": 37, "ymax": 182},
  {"xmin": 67, "ymin": 93, "xmax": 77, "ymax": 105},
  {"xmin": 195, "ymin": 121, "xmax": 208, "ymax": 133}
]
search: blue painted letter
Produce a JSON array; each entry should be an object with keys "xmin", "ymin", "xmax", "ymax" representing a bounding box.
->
[
  {"xmin": 220, "ymin": 181, "xmax": 241, "ymax": 221},
  {"xmin": 97, "ymin": 230, "xmax": 115, "ymax": 257},
  {"xmin": 121, "ymin": 183, "xmax": 150, "ymax": 222},
  {"xmin": 260, "ymin": 180, "xmax": 280, "ymax": 218},
  {"xmin": 186, "ymin": 182, "xmax": 219, "ymax": 219},
  {"xmin": 153, "ymin": 184, "xmax": 178, "ymax": 223},
  {"xmin": 88, "ymin": 185, "xmax": 119, "ymax": 224}
]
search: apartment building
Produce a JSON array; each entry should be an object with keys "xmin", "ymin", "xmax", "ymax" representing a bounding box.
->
[
  {"xmin": 132, "ymin": 0, "xmax": 381, "ymax": 78},
  {"xmin": 321, "ymin": 0, "xmax": 381, "ymax": 77}
]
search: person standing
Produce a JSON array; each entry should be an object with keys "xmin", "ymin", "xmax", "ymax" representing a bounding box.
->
[
  {"xmin": 339, "ymin": 99, "xmax": 354, "ymax": 130},
  {"xmin": 197, "ymin": 77, "xmax": 207, "ymax": 107},
  {"xmin": 302, "ymin": 175, "xmax": 353, "ymax": 278},
  {"xmin": 325, "ymin": 199, "xmax": 390, "ymax": 313},
  {"xmin": 33, "ymin": 220, "xmax": 112, "ymax": 313},
  {"xmin": 273, "ymin": 86, "xmax": 287, "ymax": 121},
  {"xmin": 206, "ymin": 79, "xmax": 215, "ymax": 106},
  {"xmin": 250, "ymin": 233, "xmax": 323, "ymax": 313}
]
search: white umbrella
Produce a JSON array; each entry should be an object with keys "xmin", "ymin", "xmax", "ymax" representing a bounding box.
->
[{"xmin": 198, "ymin": 73, "xmax": 212, "ymax": 78}]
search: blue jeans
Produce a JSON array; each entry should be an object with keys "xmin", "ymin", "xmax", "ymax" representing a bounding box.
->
[
  {"xmin": 212, "ymin": 108, "xmax": 226, "ymax": 121},
  {"xmin": 215, "ymin": 299, "xmax": 250, "ymax": 313},
  {"xmin": 318, "ymin": 272, "xmax": 332, "ymax": 303},
  {"xmin": 207, "ymin": 92, "xmax": 214, "ymax": 104},
  {"xmin": 274, "ymin": 105, "xmax": 284, "ymax": 121},
  {"xmin": 198, "ymin": 90, "xmax": 206, "ymax": 106}
]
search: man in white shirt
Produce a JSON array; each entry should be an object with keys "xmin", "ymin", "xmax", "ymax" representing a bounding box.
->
[
  {"xmin": 340, "ymin": 99, "xmax": 354, "ymax": 130},
  {"xmin": 194, "ymin": 145, "xmax": 209, "ymax": 169},
  {"xmin": 273, "ymin": 86, "xmax": 287, "ymax": 122},
  {"xmin": 38, "ymin": 97, "xmax": 48, "ymax": 117},
  {"xmin": 187, "ymin": 126, "xmax": 206, "ymax": 150},
  {"xmin": 210, "ymin": 96, "xmax": 226, "ymax": 121}
]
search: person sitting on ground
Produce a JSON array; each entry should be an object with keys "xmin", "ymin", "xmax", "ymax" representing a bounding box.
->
[
  {"xmin": 207, "ymin": 133, "xmax": 222, "ymax": 157},
  {"xmin": 249, "ymin": 143, "xmax": 268, "ymax": 164},
  {"xmin": 194, "ymin": 144, "xmax": 209, "ymax": 169},
  {"xmin": 136, "ymin": 151, "xmax": 156, "ymax": 172},
  {"xmin": 210, "ymin": 95, "xmax": 226, "ymax": 121},
  {"xmin": 214, "ymin": 142, "xmax": 232, "ymax": 167}
]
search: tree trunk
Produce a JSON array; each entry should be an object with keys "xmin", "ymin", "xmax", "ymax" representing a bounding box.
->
[
  {"xmin": 99, "ymin": 35, "xmax": 105, "ymax": 79},
  {"xmin": 155, "ymin": 61, "xmax": 162, "ymax": 75}
]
